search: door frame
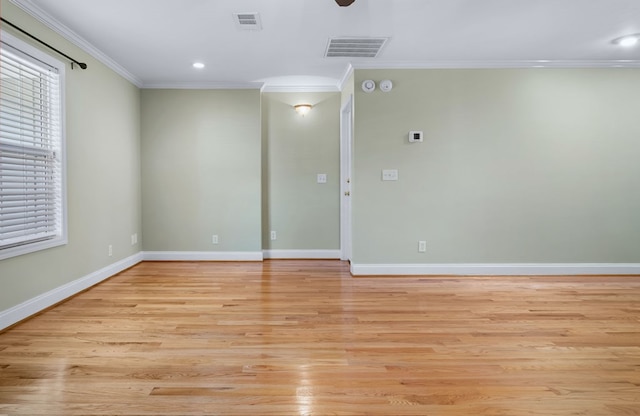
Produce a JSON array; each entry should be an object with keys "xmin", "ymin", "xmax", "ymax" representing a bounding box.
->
[{"xmin": 340, "ymin": 95, "xmax": 354, "ymax": 261}]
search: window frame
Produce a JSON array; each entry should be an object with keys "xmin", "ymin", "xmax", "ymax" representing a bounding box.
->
[{"xmin": 0, "ymin": 29, "xmax": 67, "ymax": 260}]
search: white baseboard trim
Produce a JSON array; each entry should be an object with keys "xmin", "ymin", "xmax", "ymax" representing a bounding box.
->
[
  {"xmin": 0, "ymin": 252, "xmax": 143, "ymax": 330},
  {"xmin": 263, "ymin": 249, "xmax": 341, "ymax": 259},
  {"xmin": 350, "ymin": 263, "xmax": 640, "ymax": 276},
  {"xmin": 143, "ymin": 251, "xmax": 263, "ymax": 261}
]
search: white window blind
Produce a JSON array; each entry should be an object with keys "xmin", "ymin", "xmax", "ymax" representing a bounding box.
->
[{"xmin": 0, "ymin": 32, "xmax": 66, "ymax": 259}]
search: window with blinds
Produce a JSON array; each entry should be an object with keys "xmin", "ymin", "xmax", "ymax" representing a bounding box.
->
[{"xmin": 0, "ymin": 31, "xmax": 66, "ymax": 260}]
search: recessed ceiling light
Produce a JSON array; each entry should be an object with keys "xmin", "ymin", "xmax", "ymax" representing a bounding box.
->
[
  {"xmin": 613, "ymin": 34, "xmax": 639, "ymax": 47},
  {"xmin": 192, "ymin": 62, "xmax": 205, "ymax": 69}
]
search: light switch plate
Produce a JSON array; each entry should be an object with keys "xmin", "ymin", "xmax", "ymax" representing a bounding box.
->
[
  {"xmin": 382, "ymin": 169, "xmax": 398, "ymax": 181},
  {"xmin": 418, "ymin": 241, "xmax": 427, "ymax": 252}
]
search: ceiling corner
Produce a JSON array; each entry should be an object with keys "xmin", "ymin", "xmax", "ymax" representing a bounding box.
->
[{"xmin": 7, "ymin": 0, "xmax": 143, "ymax": 87}]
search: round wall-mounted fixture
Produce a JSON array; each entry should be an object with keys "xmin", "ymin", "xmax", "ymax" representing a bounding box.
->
[
  {"xmin": 361, "ymin": 79, "xmax": 376, "ymax": 93},
  {"xmin": 380, "ymin": 79, "xmax": 393, "ymax": 92},
  {"xmin": 294, "ymin": 104, "xmax": 313, "ymax": 116}
]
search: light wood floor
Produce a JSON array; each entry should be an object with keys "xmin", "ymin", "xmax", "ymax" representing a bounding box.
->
[{"xmin": 1, "ymin": 260, "xmax": 639, "ymax": 415}]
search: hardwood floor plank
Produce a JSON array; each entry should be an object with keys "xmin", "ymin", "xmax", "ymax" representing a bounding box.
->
[{"xmin": 1, "ymin": 260, "xmax": 639, "ymax": 415}]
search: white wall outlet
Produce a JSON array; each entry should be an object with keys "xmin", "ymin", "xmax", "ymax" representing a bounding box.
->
[
  {"xmin": 108, "ymin": 244, "xmax": 113, "ymax": 257},
  {"xmin": 131, "ymin": 234, "xmax": 136, "ymax": 245},
  {"xmin": 382, "ymin": 169, "xmax": 399, "ymax": 181},
  {"xmin": 317, "ymin": 173, "xmax": 327, "ymax": 184},
  {"xmin": 212, "ymin": 234, "xmax": 219, "ymax": 244},
  {"xmin": 270, "ymin": 231, "xmax": 277, "ymax": 240},
  {"xmin": 133, "ymin": 233, "xmax": 138, "ymax": 244},
  {"xmin": 418, "ymin": 241, "xmax": 427, "ymax": 253}
]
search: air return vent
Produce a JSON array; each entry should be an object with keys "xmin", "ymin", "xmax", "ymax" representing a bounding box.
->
[
  {"xmin": 233, "ymin": 13, "xmax": 262, "ymax": 30},
  {"xmin": 325, "ymin": 37, "xmax": 389, "ymax": 58}
]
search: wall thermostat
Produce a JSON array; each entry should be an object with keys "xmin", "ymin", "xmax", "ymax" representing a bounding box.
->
[
  {"xmin": 409, "ymin": 131, "xmax": 423, "ymax": 142},
  {"xmin": 380, "ymin": 79, "xmax": 393, "ymax": 92},
  {"xmin": 361, "ymin": 79, "xmax": 376, "ymax": 93}
]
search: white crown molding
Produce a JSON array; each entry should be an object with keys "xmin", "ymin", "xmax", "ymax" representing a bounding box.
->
[
  {"xmin": 143, "ymin": 81, "xmax": 264, "ymax": 90},
  {"xmin": 350, "ymin": 263, "xmax": 640, "ymax": 276},
  {"xmin": 8, "ymin": 0, "xmax": 143, "ymax": 87},
  {"xmin": 261, "ymin": 84, "xmax": 340, "ymax": 93},
  {"xmin": 263, "ymin": 249, "xmax": 341, "ymax": 259},
  {"xmin": 143, "ymin": 251, "xmax": 263, "ymax": 261},
  {"xmin": 337, "ymin": 63, "xmax": 354, "ymax": 91},
  {"xmin": 352, "ymin": 60, "xmax": 640, "ymax": 69},
  {"xmin": 0, "ymin": 252, "xmax": 143, "ymax": 330}
]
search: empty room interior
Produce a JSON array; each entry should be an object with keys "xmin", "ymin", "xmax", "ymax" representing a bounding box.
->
[{"xmin": 1, "ymin": 0, "xmax": 640, "ymax": 414}]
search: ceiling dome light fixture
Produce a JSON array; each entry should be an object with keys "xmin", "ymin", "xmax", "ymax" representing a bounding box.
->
[
  {"xmin": 613, "ymin": 34, "xmax": 640, "ymax": 47},
  {"xmin": 192, "ymin": 62, "xmax": 205, "ymax": 69},
  {"xmin": 294, "ymin": 104, "xmax": 312, "ymax": 116}
]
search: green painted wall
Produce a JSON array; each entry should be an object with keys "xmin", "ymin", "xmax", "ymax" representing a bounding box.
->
[
  {"xmin": 0, "ymin": 1, "xmax": 142, "ymax": 310},
  {"xmin": 140, "ymin": 89, "xmax": 262, "ymax": 252},
  {"xmin": 262, "ymin": 92, "xmax": 341, "ymax": 250},
  {"xmin": 353, "ymin": 68, "xmax": 640, "ymax": 264}
]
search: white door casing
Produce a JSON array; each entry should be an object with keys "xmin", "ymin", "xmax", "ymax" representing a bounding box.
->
[{"xmin": 340, "ymin": 95, "xmax": 353, "ymax": 261}]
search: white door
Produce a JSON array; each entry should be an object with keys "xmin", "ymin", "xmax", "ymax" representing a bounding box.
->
[{"xmin": 340, "ymin": 95, "xmax": 353, "ymax": 261}]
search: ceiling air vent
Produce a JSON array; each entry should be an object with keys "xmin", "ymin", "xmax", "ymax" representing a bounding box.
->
[
  {"xmin": 325, "ymin": 37, "xmax": 389, "ymax": 58},
  {"xmin": 233, "ymin": 13, "xmax": 262, "ymax": 30}
]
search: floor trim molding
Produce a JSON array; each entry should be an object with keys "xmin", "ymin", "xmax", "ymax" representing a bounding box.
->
[
  {"xmin": 143, "ymin": 251, "xmax": 263, "ymax": 261},
  {"xmin": 350, "ymin": 263, "xmax": 640, "ymax": 276},
  {"xmin": 0, "ymin": 252, "xmax": 143, "ymax": 330},
  {"xmin": 263, "ymin": 249, "xmax": 341, "ymax": 259}
]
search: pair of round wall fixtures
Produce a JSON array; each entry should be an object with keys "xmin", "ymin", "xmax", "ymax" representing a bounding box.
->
[{"xmin": 362, "ymin": 79, "xmax": 393, "ymax": 93}]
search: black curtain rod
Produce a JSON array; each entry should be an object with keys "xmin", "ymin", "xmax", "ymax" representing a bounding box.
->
[{"xmin": 1, "ymin": 17, "xmax": 87, "ymax": 69}]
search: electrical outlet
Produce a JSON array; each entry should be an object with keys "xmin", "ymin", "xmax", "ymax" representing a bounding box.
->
[
  {"xmin": 134, "ymin": 233, "xmax": 138, "ymax": 244},
  {"xmin": 270, "ymin": 231, "xmax": 277, "ymax": 240},
  {"xmin": 131, "ymin": 234, "xmax": 136, "ymax": 245},
  {"xmin": 382, "ymin": 169, "xmax": 399, "ymax": 181},
  {"xmin": 418, "ymin": 241, "xmax": 427, "ymax": 253},
  {"xmin": 317, "ymin": 173, "xmax": 327, "ymax": 184},
  {"xmin": 212, "ymin": 234, "xmax": 219, "ymax": 244},
  {"xmin": 108, "ymin": 244, "xmax": 113, "ymax": 257}
]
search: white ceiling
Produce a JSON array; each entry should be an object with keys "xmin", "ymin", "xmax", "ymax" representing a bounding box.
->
[{"xmin": 11, "ymin": 0, "xmax": 640, "ymax": 90}]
